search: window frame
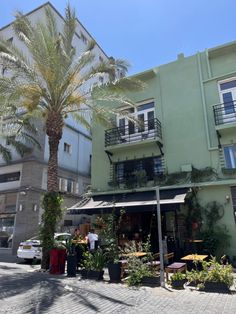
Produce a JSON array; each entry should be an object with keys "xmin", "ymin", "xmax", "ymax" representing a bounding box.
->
[{"xmin": 223, "ymin": 145, "xmax": 236, "ymax": 169}]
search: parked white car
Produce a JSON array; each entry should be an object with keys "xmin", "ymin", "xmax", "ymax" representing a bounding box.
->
[{"xmin": 17, "ymin": 233, "xmax": 71, "ymax": 261}]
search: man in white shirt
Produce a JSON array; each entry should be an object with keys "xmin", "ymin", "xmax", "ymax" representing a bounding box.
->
[{"xmin": 87, "ymin": 229, "xmax": 98, "ymax": 251}]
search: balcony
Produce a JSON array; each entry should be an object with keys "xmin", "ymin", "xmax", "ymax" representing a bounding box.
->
[
  {"xmin": 105, "ymin": 118, "xmax": 162, "ymax": 150},
  {"xmin": 213, "ymin": 102, "xmax": 236, "ymax": 132}
]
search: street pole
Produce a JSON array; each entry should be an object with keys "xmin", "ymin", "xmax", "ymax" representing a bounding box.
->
[{"xmin": 156, "ymin": 186, "xmax": 165, "ymax": 287}]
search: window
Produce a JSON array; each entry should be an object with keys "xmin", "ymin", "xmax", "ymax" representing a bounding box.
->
[
  {"xmin": 99, "ymin": 76, "xmax": 104, "ymax": 83},
  {"xmin": 99, "ymin": 56, "xmax": 104, "ymax": 62},
  {"xmin": 64, "ymin": 220, "xmax": 72, "ymax": 226},
  {"xmin": 117, "ymin": 101, "xmax": 155, "ymax": 136},
  {"xmin": 218, "ymin": 79, "xmax": 236, "ymax": 118},
  {"xmin": 224, "ymin": 145, "xmax": 236, "ymax": 168},
  {"xmin": 80, "ymin": 33, "xmax": 88, "ymax": 44},
  {"xmin": 58, "ymin": 177, "xmax": 77, "ymax": 194},
  {"xmin": 0, "ymin": 172, "xmax": 20, "ymax": 183},
  {"xmin": 64, "ymin": 143, "xmax": 71, "ymax": 154},
  {"xmin": 115, "ymin": 156, "xmax": 163, "ymax": 182}
]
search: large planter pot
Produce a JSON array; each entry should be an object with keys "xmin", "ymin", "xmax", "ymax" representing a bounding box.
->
[
  {"xmin": 87, "ymin": 270, "xmax": 104, "ymax": 280},
  {"xmin": 49, "ymin": 249, "xmax": 67, "ymax": 275},
  {"xmin": 67, "ymin": 254, "xmax": 77, "ymax": 277},
  {"xmin": 171, "ymin": 279, "xmax": 186, "ymax": 289},
  {"xmin": 203, "ymin": 281, "xmax": 230, "ymax": 293},
  {"xmin": 142, "ymin": 275, "xmax": 160, "ymax": 287},
  {"xmin": 108, "ymin": 263, "xmax": 121, "ymax": 282}
]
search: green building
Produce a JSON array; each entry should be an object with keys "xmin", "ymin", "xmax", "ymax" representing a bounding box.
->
[{"xmin": 71, "ymin": 41, "xmax": 236, "ymax": 259}]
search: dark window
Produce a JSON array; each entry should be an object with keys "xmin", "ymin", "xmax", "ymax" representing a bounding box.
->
[
  {"xmin": 220, "ymin": 80, "xmax": 236, "ymax": 91},
  {"xmin": 137, "ymin": 102, "xmax": 154, "ymax": 111},
  {"xmin": 137, "ymin": 114, "xmax": 145, "ymax": 132},
  {"xmin": 224, "ymin": 146, "xmax": 236, "ymax": 168},
  {"xmin": 64, "ymin": 220, "xmax": 73, "ymax": 226},
  {"xmin": 64, "ymin": 143, "xmax": 71, "ymax": 153},
  {"xmin": 128, "ymin": 120, "xmax": 135, "ymax": 135},
  {"xmin": 0, "ymin": 172, "xmax": 20, "ymax": 183},
  {"xmin": 119, "ymin": 118, "xmax": 125, "ymax": 135},
  {"xmin": 67, "ymin": 179, "xmax": 72, "ymax": 193},
  {"xmin": 147, "ymin": 111, "xmax": 155, "ymax": 130},
  {"xmin": 222, "ymin": 92, "xmax": 235, "ymax": 114},
  {"xmin": 115, "ymin": 156, "xmax": 163, "ymax": 182}
]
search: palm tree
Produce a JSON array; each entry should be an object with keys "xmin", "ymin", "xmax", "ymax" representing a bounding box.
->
[
  {"xmin": 0, "ymin": 93, "xmax": 39, "ymax": 162},
  {"xmin": 0, "ymin": 5, "xmax": 142, "ymax": 269}
]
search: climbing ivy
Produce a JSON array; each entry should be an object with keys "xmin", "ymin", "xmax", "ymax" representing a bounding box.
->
[{"xmin": 40, "ymin": 192, "xmax": 64, "ymax": 269}]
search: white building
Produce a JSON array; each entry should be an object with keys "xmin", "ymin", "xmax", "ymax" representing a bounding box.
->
[{"xmin": 0, "ymin": 2, "xmax": 109, "ymax": 253}]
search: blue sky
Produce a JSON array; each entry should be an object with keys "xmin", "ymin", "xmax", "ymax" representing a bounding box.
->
[{"xmin": 1, "ymin": 0, "xmax": 236, "ymax": 75}]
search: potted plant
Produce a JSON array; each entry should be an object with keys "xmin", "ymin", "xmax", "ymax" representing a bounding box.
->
[
  {"xmin": 201, "ymin": 258, "xmax": 233, "ymax": 292},
  {"xmin": 82, "ymin": 249, "xmax": 105, "ymax": 280},
  {"xmin": 100, "ymin": 210, "xmax": 125, "ymax": 282},
  {"xmin": 170, "ymin": 272, "xmax": 187, "ymax": 289},
  {"xmin": 62, "ymin": 239, "xmax": 77, "ymax": 277},
  {"xmin": 186, "ymin": 257, "xmax": 234, "ymax": 292},
  {"xmin": 49, "ymin": 241, "xmax": 67, "ymax": 275}
]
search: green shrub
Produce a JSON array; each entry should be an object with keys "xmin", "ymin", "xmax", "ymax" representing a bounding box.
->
[
  {"xmin": 170, "ymin": 272, "xmax": 186, "ymax": 282},
  {"xmin": 186, "ymin": 257, "xmax": 234, "ymax": 289}
]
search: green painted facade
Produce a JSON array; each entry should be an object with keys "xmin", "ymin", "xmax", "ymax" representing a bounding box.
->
[{"xmin": 91, "ymin": 41, "xmax": 236, "ymax": 257}]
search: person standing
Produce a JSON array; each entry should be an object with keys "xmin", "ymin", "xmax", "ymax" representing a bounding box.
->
[
  {"xmin": 87, "ymin": 229, "xmax": 98, "ymax": 251},
  {"xmin": 73, "ymin": 228, "xmax": 85, "ymax": 269}
]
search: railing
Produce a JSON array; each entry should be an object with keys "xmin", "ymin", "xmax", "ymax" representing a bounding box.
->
[
  {"xmin": 213, "ymin": 101, "xmax": 236, "ymax": 125},
  {"xmin": 108, "ymin": 171, "xmax": 165, "ymax": 188},
  {"xmin": 105, "ymin": 118, "xmax": 162, "ymax": 147}
]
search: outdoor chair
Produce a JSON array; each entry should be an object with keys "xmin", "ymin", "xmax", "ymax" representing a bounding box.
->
[
  {"xmin": 119, "ymin": 259, "xmax": 128, "ymax": 278},
  {"xmin": 146, "ymin": 253, "xmax": 161, "ymax": 271},
  {"xmin": 164, "ymin": 252, "xmax": 174, "ymax": 265}
]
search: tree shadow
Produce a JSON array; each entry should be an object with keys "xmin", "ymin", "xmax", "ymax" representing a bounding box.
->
[{"xmin": 0, "ymin": 272, "xmax": 133, "ymax": 313}]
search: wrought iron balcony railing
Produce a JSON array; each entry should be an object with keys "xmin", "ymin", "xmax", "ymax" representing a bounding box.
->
[
  {"xmin": 105, "ymin": 118, "xmax": 162, "ymax": 147},
  {"xmin": 213, "ymin": 101, "xmax": 236, "ymax": 125}
]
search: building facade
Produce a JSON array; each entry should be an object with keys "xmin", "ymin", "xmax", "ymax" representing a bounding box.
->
[
  {"xmin": 0, "ymin": 2, "xmax": 109, "ymax": 253},
  {"xmin": 78, "ymin": 41, "xmax": 236, "ymax": 258}
]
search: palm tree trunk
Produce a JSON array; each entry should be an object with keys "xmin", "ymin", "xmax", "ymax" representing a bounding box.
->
[
  {"xmin": 41, "ymin": 111, "xmax": 63, "ymax": 270},
  {"xmin": 46, "ymin": 112, "xmax": 63, "ymax": 191}
]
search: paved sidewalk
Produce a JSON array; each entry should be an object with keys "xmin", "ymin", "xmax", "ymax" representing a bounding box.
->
[{"xmin": 0, "ymin": 261, "xmax": 236, "ymax": 314}]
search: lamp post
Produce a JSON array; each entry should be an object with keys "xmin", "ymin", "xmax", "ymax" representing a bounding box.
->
[{"xmin": 156, "ymin": 186, "xmax": 165, "ymax": 287}]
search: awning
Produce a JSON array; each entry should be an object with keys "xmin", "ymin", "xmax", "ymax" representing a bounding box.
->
[{"xmin": 68, "ymin": 188, "xmax": 189, "ymax": 215}]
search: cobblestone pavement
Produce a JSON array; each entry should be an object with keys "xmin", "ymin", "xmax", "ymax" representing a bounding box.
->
[{"xmin": 0, "ymin": 261, "xmax": 236, "ymax": 314}]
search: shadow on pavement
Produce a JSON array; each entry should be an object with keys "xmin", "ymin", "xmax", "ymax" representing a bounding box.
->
[{"xmin": 0, "ymin": 271, "xmax": 133, "ymax": 313}]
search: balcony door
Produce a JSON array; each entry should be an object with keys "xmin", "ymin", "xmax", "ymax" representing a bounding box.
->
[
  {"xmin": 117, "ymin": 101, "xmax": 155, "ymax": 142},
  {"xmin": 219, "ymin": 79, "xmax": 236, "ymax": 123}
]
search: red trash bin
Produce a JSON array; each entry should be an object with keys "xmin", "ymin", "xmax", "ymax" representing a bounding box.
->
[{"xmin": 49, "ymin": 249, "xmax": 67, "ymax": 274}]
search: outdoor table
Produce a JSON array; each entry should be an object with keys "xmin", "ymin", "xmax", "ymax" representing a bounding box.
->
[
  {"xmin": 181, "ymin": 254, "xmax": 208, "ymax": 270},
  {"xmin": 122, "ymin": 252, "xmax": 147, "ymax": 258},
  {"xmin": 181, "ymin": 254, "xmax": 208, "ymax": 261}
]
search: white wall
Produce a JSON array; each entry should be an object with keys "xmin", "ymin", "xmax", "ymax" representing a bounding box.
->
[{"xmin": 43, "ymin": 125, "xmax": 91, "ymax": 175}]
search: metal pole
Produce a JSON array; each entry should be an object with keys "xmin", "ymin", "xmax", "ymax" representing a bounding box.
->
[{"xmin": 156, "ymin": 186, "xmax": 165, "ymax": 287}]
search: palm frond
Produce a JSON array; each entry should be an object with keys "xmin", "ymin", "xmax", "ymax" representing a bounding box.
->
[{"xmin": 0, "ymin": 143, "xmax": 11, "ymax": 162}]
